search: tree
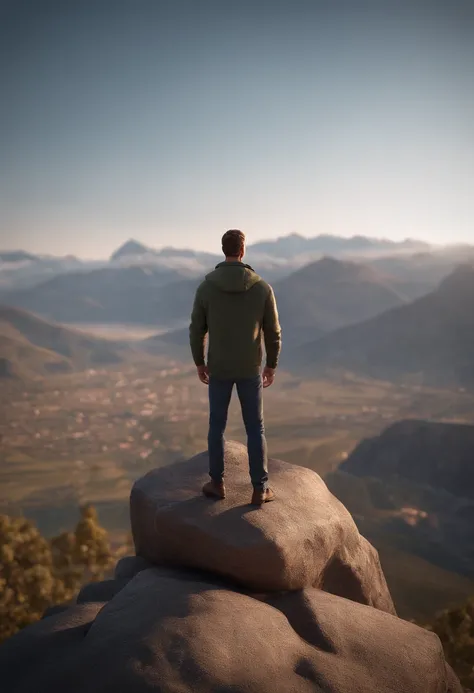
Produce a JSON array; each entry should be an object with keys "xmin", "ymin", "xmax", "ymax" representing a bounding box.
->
[
  {"xmin": 0, "ymin": 505, "xmax": 115, "ymax": 644},
  {"xmin": 425, "ymin": 598, "xmax": 474, "ymax": 689},
  {"xmin": 51, "ymin": 505, "xmax": 114, "ymax": 585},
  {"xmin": 0, "ymin": 514, "xmax": 63, "ymax": 641},
  {"xmin": 72, "ymin": 505, "xmax": 114, "ymax": 579}
]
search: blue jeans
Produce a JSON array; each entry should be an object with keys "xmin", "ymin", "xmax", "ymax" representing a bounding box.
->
[{"xmin": 208, "ymin": 375, "xmax": 268, "ymax": 490}]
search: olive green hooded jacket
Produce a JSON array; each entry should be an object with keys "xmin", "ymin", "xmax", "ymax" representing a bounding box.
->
[{"xmin": 189, "ymin": 261, "xmax": 282, "ymax": 379}]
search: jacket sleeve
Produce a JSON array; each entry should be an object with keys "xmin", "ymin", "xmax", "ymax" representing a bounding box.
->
[
  {"xmin": 262, "ymin": 286, "xmax": 282, "ymax": 369},
  {"xmin": 189, "ymin": 284, "xmax": 208, "ymax": 367}
]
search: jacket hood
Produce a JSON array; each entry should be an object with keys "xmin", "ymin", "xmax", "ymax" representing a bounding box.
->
[{"xmin": 205, "ymin": 261, "xmax": 262, "ymax": 293}]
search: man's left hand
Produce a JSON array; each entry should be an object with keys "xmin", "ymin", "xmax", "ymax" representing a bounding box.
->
[
  {"xmin": 262, "ymin": 366, "xmax": 276, "ymax": 388},
  {"xmin": 197, "ymin": 365, "xmax": 209, "ymax": 385}
]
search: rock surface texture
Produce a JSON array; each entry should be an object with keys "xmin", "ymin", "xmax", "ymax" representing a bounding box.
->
[
  {"xmin": 131, "ymin": 440, "xmax": 395, "ymax": 612},
  {"xmin": 0, "ymin": 566, "xmax": 462, "ymax": 693},
  {"xmin": 0, "ymin": 441, "xmax": 464, "ymax": 692}
]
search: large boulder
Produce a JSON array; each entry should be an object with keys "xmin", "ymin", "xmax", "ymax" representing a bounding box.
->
[
  {"xmin": 130, "ymin": 440, "xmax": 395, "ymax": 613},
  {"xmin": 0, "ymin": 602, "xmax": 104, "ymax": 689},
  {"xmin": 0, "ymin": 568, "xmax": 461, "ymax": 693}
]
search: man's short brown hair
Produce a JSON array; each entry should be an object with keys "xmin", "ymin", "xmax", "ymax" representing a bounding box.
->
[{"xmin": 222, "ymin": 229, "xmax": 245, "ymax": 257}]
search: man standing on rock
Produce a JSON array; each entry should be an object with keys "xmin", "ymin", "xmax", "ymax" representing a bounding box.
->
[{"xmin": 189, "ymin": 229, "xmax": 282, "ymax": 505}]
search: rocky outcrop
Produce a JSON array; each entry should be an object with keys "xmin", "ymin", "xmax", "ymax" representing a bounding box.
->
[
  {"xmin": 131, "ymin": 441, "xmax": 395, "ymax": 612},
  {"xmin": 337, "ymin": 420, "xmax": 474, "ymax": 579},
  {"xmin": 0, "ymin": 566, "xmax": 462, "ymax": 693},
  {"xmin": 342, "ymin": 419, "xmax": 474, "ymax": 500},
  {"xmin": 0, "ymin": 441, "xmax": 464, "ymax": 692}
]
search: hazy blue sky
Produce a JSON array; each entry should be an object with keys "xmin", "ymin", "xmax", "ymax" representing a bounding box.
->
[{"xmin": 1, "ymin": 0, "xmax": 473, "ymax": 258}]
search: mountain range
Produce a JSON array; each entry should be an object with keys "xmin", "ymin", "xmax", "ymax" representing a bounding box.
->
[
  {"xmin": 1, "ymin": 233, "xmax": 470, "ymax": 299},
  {"xmin": 110, "ymin": 234, "xmax": 433, "ymax": 262},
  {"xmin": 273, "ymin": 257, "xmax": 408, "ymax": 346},
  {"xmin": 0, "ymin": 306, "xmax": 123, "ymax": 378},
  {"xmin": 0, "ymin": 252, "xmax": 100, "ymax": 292},
  {"xmin": 1, "ymin": 233, "xmax": 462, "ymax": 294},
  {"xmin": 293, "ymin": 264, "xmax": 474, "ymax": 389},
  {"xmin": 4, "ymin": 266, "xmax": 198, "ymax": 325},
  {"xmin": 248, "ymin": 232, "xmax": 431, "ymax": 258},
  {"xmin": 2, "ymin": 233, "xmax": 474, "ymax": 391},
  {"xmin": 2, "ymin": 257, "xmax": 417, "ymax": 338},
  {"xmin": 150, "ymin": 262, "xmax": 474, "ymax": 394},
  {"xmin": 110, "ymin": 239, "xmax": 221, "ymax": 270}
]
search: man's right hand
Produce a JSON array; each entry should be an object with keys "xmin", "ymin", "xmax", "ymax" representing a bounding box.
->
[
  {"xmin": 197, "ymin": 365, "xmax": 209, "ymax": 385},
  {"xmin": 262, "ymin": 366, "xmax": 275, "ymax": 388}
]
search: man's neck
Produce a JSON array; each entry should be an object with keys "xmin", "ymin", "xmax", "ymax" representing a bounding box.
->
[{"xmin": 225, "ymin": 256, "xmax": 243, "ymax": 263}]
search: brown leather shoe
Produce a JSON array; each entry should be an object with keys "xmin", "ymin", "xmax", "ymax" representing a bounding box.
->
[
  {"xmin": 202, "ymin": 479, "xmax": 226, "ymax": 500},
  {"xmin": 251, "ymin": 487, "xmax": 275, "ymax": 506}
]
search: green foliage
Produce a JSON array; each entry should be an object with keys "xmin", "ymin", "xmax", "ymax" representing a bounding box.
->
[
  {"xmin": 0, "ymin": 514, "xmax": 62, "ymax": 641},
  {"xmin": 51, "ymin": 505, "xmax": 114, "ymax": 584},
  {"xmin": 426, "ymin": 598, "xmax": 474, "ymax": 689},
  {"xmin": 0, "ymin": 505, "xmax": 114, "ymax": 643}
]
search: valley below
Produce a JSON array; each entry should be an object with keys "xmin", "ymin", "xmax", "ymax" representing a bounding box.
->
[{"xmin": 2, "ymin": 344, "xmax": 474, "ymax": 621}]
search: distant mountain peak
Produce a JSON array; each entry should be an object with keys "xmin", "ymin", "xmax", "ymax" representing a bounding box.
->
[
  {"xmin": 0, "ymin": 250, "xmax": 39, "ymax": 263},
  {"xmin": 316, "ymin": 255, "xmax": 345, "ymax": 268},
  {"xmin": 110, "ymin": 239, "xmax": 151, "ymax": 261},
  {"xmin": 289, "ymin": 256, "xmax": 381, "ymax": 284}
]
